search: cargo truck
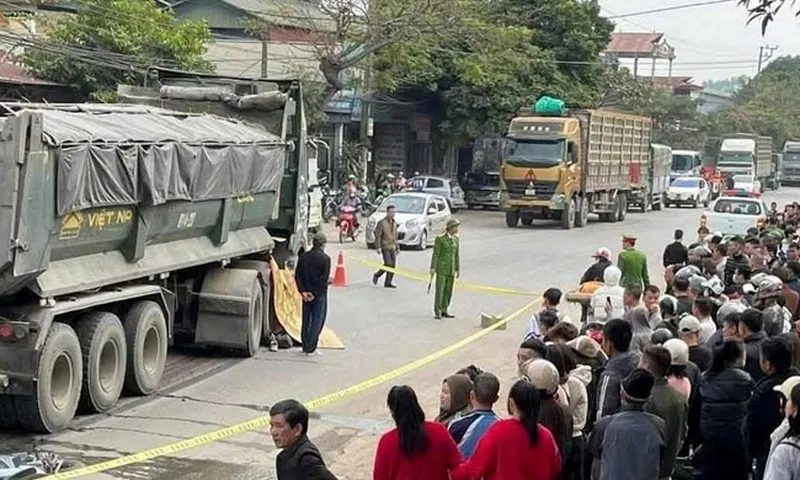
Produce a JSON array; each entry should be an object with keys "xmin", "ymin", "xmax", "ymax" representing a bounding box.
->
[
  {"xmin": 782, "ymin": 141, "xmax": 800, "ymax": 185},
  {"xmin": 500, "ymin": 108, "xmax": 652, "ymax": 229},
  {"xmin": 0, "ymin": 77, "xmax": 312, "ymax": 433},
  {"xmin": 628, "ymin": 144, "xmax": 672, "ymax": 212},
  {"xmin": 717, "ymin": 134, "xmax": 773, "ymax": 187},
  {"xmin": 670, "ymin": 150, "xmax": 702, "ymax": 180}
]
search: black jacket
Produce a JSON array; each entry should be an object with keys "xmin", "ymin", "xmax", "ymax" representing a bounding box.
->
[
  {"xmin": 663, "ymin": 241, "xmax": 688, "ymax": 268},
  {"xmin": 596, "ymin": 350, "xmax": 641, "ymax": 420},
  {"xmin": 747, "ymin": 367, "xmax": 800, "ymax": 474},
  {"xmin": 742, "ymin": 331, "xmax": 768, "ymax": 383},
  {"xmin": 276, "ymin": 435, "xmax": 338, "ymax": 480},
  {"xmin": 724, "ymin": 253, "xmax": 750, "ymax": 286},
  {"xmin": 699, "ymin": 367, "xmax": 754, "ymax": 445},
  {"xmin": 581, "ymin": 259, "xmax": 611, "ymax": 284},
  {"xmin": 295, "ymin": 248, "xmax": 332, "ymax": 298}
]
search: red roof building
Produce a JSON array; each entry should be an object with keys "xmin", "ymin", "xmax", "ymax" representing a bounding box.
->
[{"xmin": 604, "ymin": 32, "xmax": 676, "ymax": 77}]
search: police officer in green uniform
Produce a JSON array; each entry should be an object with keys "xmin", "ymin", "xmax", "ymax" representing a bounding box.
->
[
  {"xmin": 430, "ymin": 219, "xmax": 460, "ymax": 319},
  {"xmin": 617, "ymin": 233, "xmax": 650, "ymax": 291}
]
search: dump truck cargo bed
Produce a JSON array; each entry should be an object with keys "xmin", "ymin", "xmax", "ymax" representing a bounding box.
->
[{"xmin": 0, "ymin": 104, "xmax": 288, "ymax": 299}]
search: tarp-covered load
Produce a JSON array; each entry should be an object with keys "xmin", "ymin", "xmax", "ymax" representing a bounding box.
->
[{"xmin": 25, "ymin": 108, "xmax": 289, "ymax": 216}]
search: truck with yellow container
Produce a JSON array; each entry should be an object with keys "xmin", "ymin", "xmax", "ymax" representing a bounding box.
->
[{"xmin": 500, "ymin": 103, "xmax": 653, "ymax": 229}]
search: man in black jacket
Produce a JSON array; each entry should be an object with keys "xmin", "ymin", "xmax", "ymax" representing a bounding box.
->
[
  {"xmin": 270, "ymin": 399, "xmax": 338, "ymax": 480},
  {"xmin": 581, "ymin": 247, "xmax": 613, "ymax": 284},
  {"xmin": 663, "ymin": 229, "xmax": 689, "ymax": 268},
  {"xmin": 724, "ymin": 236, "xmax": 750, "ymax": 286},
  {"xmin": 295, "ymin": 233, "xmax": 332, "ymax": 356},
  {"xmin": 746, "ymin": 336, "xmax": 800, "ymax": 479}
]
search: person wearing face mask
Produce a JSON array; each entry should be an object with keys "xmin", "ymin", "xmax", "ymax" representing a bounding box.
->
[{"xmin": 764, "ymin": 380, "xmax": 800, "ymax": 480}]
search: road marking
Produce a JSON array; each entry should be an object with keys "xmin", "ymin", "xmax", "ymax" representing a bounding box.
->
[{"xmin": 47, "ymin": 294, "xmax": 540, "ymax": 479}]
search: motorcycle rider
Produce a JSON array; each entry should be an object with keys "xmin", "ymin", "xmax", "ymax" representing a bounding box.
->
[
  {"xmin": 340, "ymin": 191, "xmax": 362, "ymax": 232},
  {"xmin": 345, "ymin": 174, "xmax": 358, "ymax": 195}
]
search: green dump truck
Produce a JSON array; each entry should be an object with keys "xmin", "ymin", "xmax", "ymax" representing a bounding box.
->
[{"xmin": 0, "ymin": 77, "xmax": 311, "ymax": 433}]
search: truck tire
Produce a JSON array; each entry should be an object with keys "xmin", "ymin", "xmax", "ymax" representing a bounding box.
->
[
  {"xmin": 243, "ymin": 281, "xmax": 265, "ymax": 357},
  {"xmin": 122, "ymin": 301, "xmax": 168, "ymax": 396},
  {"xmin": 609, "ymin": 196, "xmax": 620, "ymax": 223},
  {"xmin": 232, "ymin": 260, "xmax": 272, "ymax": 346},
  {"xmin": 16, "ymin": 322, "xmax": 83, "ymax": 433},
  {"xmin": 74, "ymin": 312, "xmax": 126, "ymax": 413},
  {"xmin": 575, "ymin": 196, "xmax": 589, "ymax": 228},
  {"xmin": 505, "ymin": 210, "xmax": 519, "ymax": 227},
  {"xmin": 652, "ymin": 197, "xmax": 662, "ymax": 211},
  {"xmin": 562, "ymin": 198, "xmax": 575, "ymax": 230},
  {"xmin": 617, "ymin": 194, "xmax": 627, "ymax": 221}
]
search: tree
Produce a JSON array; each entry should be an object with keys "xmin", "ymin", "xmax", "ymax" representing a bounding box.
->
[
  {"xmin": 703, "ymin": 56, "xmax": 800, "ymax": 148},
  {"xmin": 738, "ymin": 0, "xmax": 798, "ymax": 33},
  {"xmin": 248, "ymin": 0, "xmax": 465, "ymax": 99},
  {"xmin": 22, "ymin": 0, "xmax": 212, "ymax": 101}
]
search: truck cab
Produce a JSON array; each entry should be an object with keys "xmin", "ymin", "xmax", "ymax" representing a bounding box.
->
[
  {"xmin": 671, "ymin": 150, "xmax": 702, "ymax": 180},
  {"xmin": 718, "ymin": 138, "xmax": 756, "ymax": 177},
  {"xmin": 500, "ymin": 114, "xmax": 581, "ymax": 227},
  {"xmin": 783, "ymin": 141, "xmax": 800, "ymax": 185}
]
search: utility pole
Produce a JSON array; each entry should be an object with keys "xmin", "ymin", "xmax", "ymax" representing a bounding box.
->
[{"xmin": 757, "ymin": 44, "xmax": 778, "ymax": 74}]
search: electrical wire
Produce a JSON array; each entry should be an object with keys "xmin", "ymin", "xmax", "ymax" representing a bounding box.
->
[{"xmin": 606, "ymin": 0, "xmax": 736, "ymax": 19}]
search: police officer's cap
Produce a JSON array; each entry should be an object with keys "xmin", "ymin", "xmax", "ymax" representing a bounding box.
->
[{"xmin": 446, "ymin": 219, "xmax": 460, "ymax": 230}]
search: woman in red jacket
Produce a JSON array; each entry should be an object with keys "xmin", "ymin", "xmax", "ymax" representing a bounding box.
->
[
  {"xmin": 452, "ymin": 380, "xmax": 562, "ymax": 480},
  {"xmin": 373, "ymin": 385, "xmax": 461, "ymax": 480}
]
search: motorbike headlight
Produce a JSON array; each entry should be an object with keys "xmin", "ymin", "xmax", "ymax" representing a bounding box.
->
[{"xmin": 405, "ymin": 219, "xmax": 420, "ymax": 229}]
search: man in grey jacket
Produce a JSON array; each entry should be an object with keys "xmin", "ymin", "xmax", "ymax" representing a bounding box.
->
[{"xmin": 597, "ymin": 319, "xmax": 641, "ymax": 421}]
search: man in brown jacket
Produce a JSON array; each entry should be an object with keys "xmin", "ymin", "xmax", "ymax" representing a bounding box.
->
[{"xmin": 372, "ymin": 204, "xmax": 399, "ymax": 288}]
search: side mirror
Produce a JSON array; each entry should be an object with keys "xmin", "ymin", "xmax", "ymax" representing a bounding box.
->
[
  {"xmin": 317, "ymin": 170, "xmax": 330, "ymax": 186},
  {"xmin": 568, "ymin": 151, "xmax": 577, "ymax": 165},
  {"xmin": 428, "ymin": 207, "xmax": 438, "ymax": 215}
]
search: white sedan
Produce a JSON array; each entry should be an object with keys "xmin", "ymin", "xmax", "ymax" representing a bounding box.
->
[
  {"xmin": 665, "ymin": 177, "xmax": 710, "ymax": 208},
  {"xmin": 365, "ymin": 192, "xmax": 452, "ymax": 250},
  {"xmin": 700, "ymin": 196, "xmax": 767, "ymax": 235}
]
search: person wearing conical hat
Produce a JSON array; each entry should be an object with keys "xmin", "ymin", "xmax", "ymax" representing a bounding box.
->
[
  {"xmin": 430, "ymin": 219, "xmax": 461, "ymax": 319},
  {"xmin": 618, "ymin": 234, "xmax": 650, "ymax": 292}
]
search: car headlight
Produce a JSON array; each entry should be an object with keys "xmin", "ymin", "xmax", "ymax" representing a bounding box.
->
[{"xmin": 405, "ymin": 219, "xmax": 420, "ymax": 229}]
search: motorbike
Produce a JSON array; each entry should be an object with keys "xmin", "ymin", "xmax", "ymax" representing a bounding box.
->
[
  {"xmin": 337, "ymin": 205, "xmax": 359, "ymax": 243},
  {"xmin": 322, "ymin": 186, "xmax": 340, "ymax": 223}
]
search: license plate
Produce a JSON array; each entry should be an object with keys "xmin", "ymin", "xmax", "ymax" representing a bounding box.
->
[{"xmin": 525, "ymin": 189, "xmax": 536, "ymax": 196}]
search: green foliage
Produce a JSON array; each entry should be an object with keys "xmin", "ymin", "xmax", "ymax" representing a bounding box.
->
[
  {"xmin": 338, "ymin": 140, "xmax": 365, "ymax": 184},
  {"xmin": 23, "ymin": 0, "xmax": 213, "ymax": 101},
  {"xmin": 374, "ymin": 0, "xmax": 613, "ymax": 143},
  {"xmin": 702, "ymin": 76, "xmax": 750, "ymax": 94},
  {"xmin": 703, "ymin": 56, "xmax": 800, "ymax": 149}
]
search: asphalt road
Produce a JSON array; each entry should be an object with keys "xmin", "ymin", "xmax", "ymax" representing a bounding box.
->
[{"xmin": 3, "ymin": 188, "xmax": 799, "ymax": 479}]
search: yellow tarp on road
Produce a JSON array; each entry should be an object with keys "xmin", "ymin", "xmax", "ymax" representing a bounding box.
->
[{"xmin": 270, "ymin": 259, "xmax": 345, "ymax": 350}]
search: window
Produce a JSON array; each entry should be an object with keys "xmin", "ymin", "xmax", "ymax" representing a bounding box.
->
[
  {"xmin": 713, "ymin": 199, "xmax": 761, "ymax": 215},
  {"xmin": 426, "ymin": 178, "xmax": 444, "ymax": 188}
]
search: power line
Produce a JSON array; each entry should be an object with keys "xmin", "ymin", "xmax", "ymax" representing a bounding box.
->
[{"xmin": 607, "ymin": 0, "xmax": 736, "ymax": 19}]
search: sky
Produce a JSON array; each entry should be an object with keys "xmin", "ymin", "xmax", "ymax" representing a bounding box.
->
[{"xmin": 599, "ymin": 0, "xmax": 800, "ymax": 82}]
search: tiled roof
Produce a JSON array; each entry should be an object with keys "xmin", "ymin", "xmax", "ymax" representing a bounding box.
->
[
  {"xmin": 651, "ymin": 76, "xmax": 703, "ymax": 91},
  {"xmin": 606, "ymin": 33, "xmax": 664, "ymax": 55},
  {"xmin": 0, "ymin": 61, "xmax": 63, "ymax": 86},
  {"xmin": 218, "ymin": 0, "xmax": 335, "ymax": 31}
]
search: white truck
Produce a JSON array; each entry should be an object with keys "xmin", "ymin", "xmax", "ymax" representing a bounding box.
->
[
  {"xmin": 717, "ymin": 135, "xmax": 773, "ymax": 187},
  {"xmin": 783, "ymin": 141, "xmax": 800, "ymax": 186}
]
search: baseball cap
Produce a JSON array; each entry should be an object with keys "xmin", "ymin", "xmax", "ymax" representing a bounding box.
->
[
  {"xmin": 663, "ymin": 338, "xmax": 690, "ymax": 366},
  {"xmin": 774, "ymin": 376, "xmax": 800, "ymax": 399},
  {"xmin": 679, "ymin": 315, "xmax": 702, "ymax": 334},
  {"xmin": 523, "ymin": 359, "xmax": 560, "ymax": 395},
  {"xmin": 592, "ymin": 247, "xmax": 611, "ymax": 260}
]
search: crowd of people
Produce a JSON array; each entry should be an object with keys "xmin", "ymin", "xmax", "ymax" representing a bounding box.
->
[{"xmin": 273, "ymin": 203, "xmax": 800, "ymax": 479}]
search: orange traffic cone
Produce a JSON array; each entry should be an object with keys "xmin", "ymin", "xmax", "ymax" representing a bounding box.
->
[{"xmin": 332, "ymin": 251, "xmax": 348, "ymax": 287}]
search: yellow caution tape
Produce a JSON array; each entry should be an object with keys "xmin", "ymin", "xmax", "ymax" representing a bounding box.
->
[
  {"xmin": 351, "ymin": 256, "xmax": 537, "ymax": 296},
  {"xmin": 46, "ymin": 295, "xmax": 540, "ymax": 479}
]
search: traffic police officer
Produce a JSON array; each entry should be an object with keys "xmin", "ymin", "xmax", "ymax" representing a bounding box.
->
[
  {"xmin": 431, "ymin": 219, "xmax": 461, "ymax": 319},
  {"xmin": 618, "ymin": 233, "xmax": 650, "ymax": 291}
]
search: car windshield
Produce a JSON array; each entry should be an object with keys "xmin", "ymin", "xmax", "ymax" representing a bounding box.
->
[
  {"xmin": 505, "ymin": 139, "xmax": 565, "ymax": 167},
  {"xmin": 671, "ymin": 178, "xmax": 699, "ymax": 188},
  {"xmin": 379, "ymin": 195, "xmax": 426, "ymax": 214},
  {"xmin": 671, "ymin": 154, "xmax": 697, "ymax": 171},
  {"xmin": 714, "ymin": 199, "xmax": 761, "ymax": 215},
  {"xmin": 786, "ymin": 153, "xmax": 800, "ymax": 164}
]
